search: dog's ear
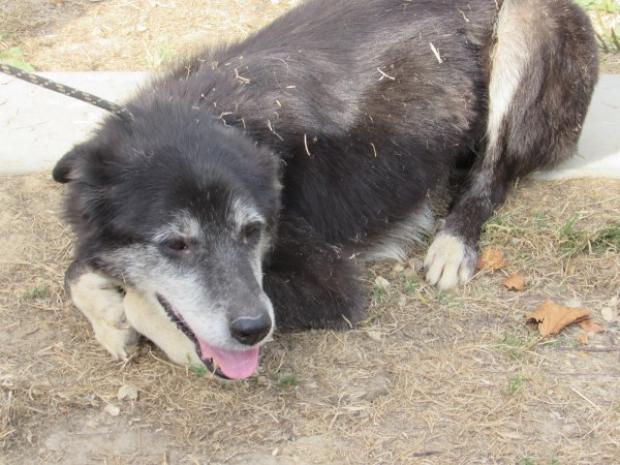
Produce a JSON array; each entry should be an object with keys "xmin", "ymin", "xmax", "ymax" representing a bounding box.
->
[
  {"xmin": 52, "ymin": 144, "xmax": 88, "ymax": 183},
  {"xmin": 53, "ymin": 140, "xmax": 118, "ymax": 184}
]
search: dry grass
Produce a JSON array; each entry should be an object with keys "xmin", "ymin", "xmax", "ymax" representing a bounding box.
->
[
  {"xmin": 1, "ymin": 174, "xmax": 619, "ymax": 465},
  {"xmin": 1, "ymin": 1, "xmax": 620, "ymax": 464},
  {"xmin": 0, "ymin": 0, "xmax": 292, "ymax": 71}
]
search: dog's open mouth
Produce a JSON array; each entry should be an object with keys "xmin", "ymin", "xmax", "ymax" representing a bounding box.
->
[{"xmin": 156, "ymin": 295, "xmax": 260, "ymax": 380}]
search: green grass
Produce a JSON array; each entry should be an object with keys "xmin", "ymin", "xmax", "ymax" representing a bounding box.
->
[
  {"xmin": 145, "ymin": 44, "xmax": 177, "ymax": 69},
  {"xmin": 482, "ymin": 212, "xmax": 526, "ymax": 237},
  {"xmin": 278, "ymin": 374, "xmax": 298, "ymax": 387},
  {"xmin": 496, "ymin": 333, "xmax": 532, "ymax": 361},
  {"xmin": 402, "ymin": 277, "xmax": 419, "ymax": 295},
  {"xmin": 22, "ymin": 285, "xmax": 49, "ymax": 300},
  {"xmin": 0, "ymin": 42, "xmax": 34, "ymax": 72},
  {"xmin": 187, "ymin": 361, "xmax": 208, "ymax": 377},
  {"xmin": 558, "ymin": 217, "xmax": 620, "ymax": 257},
  {"xmin": 371, "ymin": 284, "xmax": 387, "ymax": 305},
  {"xmin": 507, "ymin": 374, "xmax": 525, "ymax": 395},
  {"xmin": 576, "ymin": 0, "xmax": 620, "ymax": 13},
  {"xmin": 517, "ymin": 459, "xmax": 560, "ymax": 465},
  {"xmin": 591, "ymin": 222, "xmax": 620, "ymax": 252}
]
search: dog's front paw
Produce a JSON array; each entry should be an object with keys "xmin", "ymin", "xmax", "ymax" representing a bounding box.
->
[
  {"xmin": 424, "ymin": 232, "xmax": 476, "ymax": 290},
  {"xmin": 93, "ymin": 322, "xmax": 139, "ymax": 360}
]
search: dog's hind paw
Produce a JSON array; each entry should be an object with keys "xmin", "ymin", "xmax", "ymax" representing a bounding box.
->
[{"xmin": 424, "ymin": 232, "xmax": 476, "ymax": 290}]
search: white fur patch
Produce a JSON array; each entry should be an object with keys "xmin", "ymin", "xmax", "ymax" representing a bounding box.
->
[
  {"xmin": 487, "ymin": 0, "xmax": 531, "ymax": 156},
  {"xmin": 231, "ymin": 198, "xmax": 264, "ymax": 230},
  {"xmin": 152, "ymin": 211, "xmax": 202, "ymax": 243},
  {"xmin": 424, "ymin": 232, "xmax": 476, "ymax": 290},
  {"xmin": 361, "ymin": 204, "xmax": 434, "ymax": 262},
  {"xmin": 69, "ymin": 272, "xmax": 139, "ymax": 360},
  {"xmin": 123, "ymin": 289, "xmax": 203, "ymax": 367}
]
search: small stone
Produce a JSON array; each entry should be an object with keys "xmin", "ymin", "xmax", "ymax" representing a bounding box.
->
[
  {"xmin": 136, "ymin": 24, "xmax": 148, "ymax": 33},
  {"xmin": 392, "ymin": 263, "xmax": 405, "ymax": 273},
  {"xmin": 374, "ymin": 276, "xmax": 390, "ymax": 290},
  {"xmin": 601, "ymin": 307, "xmax": 617, "ymax": 323},
  {"xmin": 403, "ymin": 268, "xmax": 416, "ymax": 278},
  {"xmin": 565, "ymin": 297, "xmax": 583, "ymax": 308},
  {"xmin": 117, "ymin": 384, "xmax": 138, "ymax": 401},
  {"xmin": 366, "ymin": 330, "xmax": 382, "ymax": 342},
  {"xmin": 104, "ymin": 404, "xmax": 120, "ymax": 417}
]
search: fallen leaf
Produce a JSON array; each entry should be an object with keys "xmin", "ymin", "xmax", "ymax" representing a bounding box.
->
[
  {"xmin": 578, "ymin": 319, "xmax": 604, "ymax": 334},
  {"xmin": 576, "ymin": 332, "xmax": 589, "ymax": 345},
  {"xmin": 503, "ymin": 273, "xmax": 525, "ymax": 291},
  {"xmin": 525, "ymin": 300, "xmax": 591, "ymax": 336},
  {"xmin": 477, "ymin": 247, "xmax": 506, "ymax": 271}
]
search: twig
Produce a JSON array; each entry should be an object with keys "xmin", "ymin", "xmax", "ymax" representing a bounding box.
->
[
  {"xmin": 412, "ymin": 450, "xmax": 442, "ymax": 458},
  {"xmin": 594, "ymin": 31, "xmax": 609, "ymax": 53},
  {"xmin": 556, "ymin": 347, "xmax": 620, "ymax": 353},
  {"xmin": 570, "ymin": 387, "xmax": 602, "ymax": 412},
  {"xmin": 234, "ymin": 68, "xmax": 250, "ymax": 84},
  {"xmin": 370, "ymin": 142, "xmax": 377, "ymax": 158},
  {"xmin": 611, "ymin": 27, "xmax": 620, "ymax": 53},
  {"xmin": 429, "ymin": 42, "xmax": 443, "ymax": 63},
  {"xmin": 377, "ymin": 67, "xmax": 396, "ymax": 81}
]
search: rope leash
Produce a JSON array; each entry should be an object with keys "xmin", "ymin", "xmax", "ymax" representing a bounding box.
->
[{"xmin": 0, "ymin": 63, "xmax": 134, "ymax": 123}]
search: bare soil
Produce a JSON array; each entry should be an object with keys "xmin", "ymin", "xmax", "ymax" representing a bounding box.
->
[{"xmin": 1, "ymin": 2, "xmax": 619, "ymax": 464}]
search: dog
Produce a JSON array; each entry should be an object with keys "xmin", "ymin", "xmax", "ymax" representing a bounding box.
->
[{"xmin": 52, "ymin": 0, "xmax": 598, "ymax": 379}]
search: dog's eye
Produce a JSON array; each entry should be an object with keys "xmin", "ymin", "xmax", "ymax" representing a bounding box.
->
[
  {"xmin": 240, "ymin": 223, "xmax": 262, "ymax": 244},
  {"xmin": 161, "ymin": 238, "xmax": 189, "ymax": 252}
]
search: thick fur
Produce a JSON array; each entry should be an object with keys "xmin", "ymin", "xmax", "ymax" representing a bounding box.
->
[{"xmin": 54, "ymin": 0, "xmax": 598, "ymax": 361}]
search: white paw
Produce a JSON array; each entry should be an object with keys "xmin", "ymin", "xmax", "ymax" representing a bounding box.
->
[
  {"xmin": 69, "ymin": 271, "xmax": 139, "ymax": 360},
  {"xmin": 424, "ymin": 232, "xmax": 476, "ymax": 290},
  {"xmin": 93, "ymin": 322, "xmax": 139, "ymax": 360}
]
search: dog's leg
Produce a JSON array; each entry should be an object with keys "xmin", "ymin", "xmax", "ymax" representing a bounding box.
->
[
  {"xmin": 123, "ymin": 289, "xmax": 203, "ymax": 367},
  {"xmin": 65, "ymin": 261, "xmax": 139, "ymax": 359},
  {"xmin": 425, "ymin": 0, "xmax": 597, "ymax": 290},
  {"xmin": 263, "ymin": 215, "xmax": 365, "ymax": 331}
]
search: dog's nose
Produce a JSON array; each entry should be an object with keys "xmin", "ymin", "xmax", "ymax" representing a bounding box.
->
[{"xmin": 230, "ymin": 314, "xmax": 271, "ymax": 346}]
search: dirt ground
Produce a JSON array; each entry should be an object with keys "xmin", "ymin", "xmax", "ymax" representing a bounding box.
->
[{"xmin": 1, "ymin": 1, "xmax": 620, "ymax": 465}]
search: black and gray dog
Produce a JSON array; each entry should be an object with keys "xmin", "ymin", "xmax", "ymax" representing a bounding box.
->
[{"xmin": 53, "ymin": 0, "xmax": 598, "ymax": 379}]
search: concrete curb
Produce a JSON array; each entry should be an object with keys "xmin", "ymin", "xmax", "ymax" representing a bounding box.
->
[{"xmin": 1, "ymin": 71, "xmax": 619, "ymax": 178}]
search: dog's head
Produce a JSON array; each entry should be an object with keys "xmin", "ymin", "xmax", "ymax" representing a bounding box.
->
[{"xmin": 54, "ymin": 105, "xmax": 281, "ymax": 379}]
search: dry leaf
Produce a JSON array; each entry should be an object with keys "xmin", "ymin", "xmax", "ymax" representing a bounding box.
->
[
  {"xmin": 503, "ymin": 273, "xmax": 525, "ymax": 291},
  {"xmin": 477, "ymin": 247, "xmax": 506, "ymax": 271},
  {"xmin": 525, "ymin": 300, "xmax": 591, "ymax": 336},
  {"xmin": 578, "ymin": 319, "xmax": 604, "ymax": 334},
  {"xmin": 576, "ymin": 333, "xmax": 589, "ymax": 345}
]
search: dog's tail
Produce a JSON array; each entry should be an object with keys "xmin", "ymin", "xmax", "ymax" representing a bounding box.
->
[{"xmin": 484, "ymin": 0, "xmax": 598, "ymax": 178}]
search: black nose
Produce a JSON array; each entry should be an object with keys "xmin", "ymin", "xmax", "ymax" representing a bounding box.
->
[{"xmin": 230, "ymin": 314, "xmax": 272, "ymax": 346}]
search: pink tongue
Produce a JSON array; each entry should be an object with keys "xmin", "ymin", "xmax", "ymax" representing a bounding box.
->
[{"xmin": 197, "ymin": 338, "xmax": 260, "ymax": 380}]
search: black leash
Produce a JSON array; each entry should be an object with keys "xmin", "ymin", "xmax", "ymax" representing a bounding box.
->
[{"xmin": 0, "ymin": 63, "xmax": 134, "ymax": 123}]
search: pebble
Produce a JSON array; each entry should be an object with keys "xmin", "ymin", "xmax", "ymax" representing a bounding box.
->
[
  {"xmin": 374, "ymin": 276, "xmax": 390, "ymax": 290},
  {"xmin": 104, "ymin": 404, "xmax": 120, "ymax": 417},
  {"xmin": 117, "ymin": 384, "xmax": 139, "ymax": 401}
]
